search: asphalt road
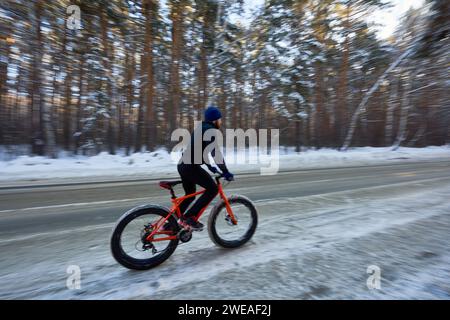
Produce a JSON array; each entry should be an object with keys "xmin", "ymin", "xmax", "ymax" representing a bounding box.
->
[
  {"xmin": 1, "ymin": 160, "xmax": 449, "ymax": 235},
  {"xmin": 1, "ymin": 160, "xmax": 450, "ymax": 299}
]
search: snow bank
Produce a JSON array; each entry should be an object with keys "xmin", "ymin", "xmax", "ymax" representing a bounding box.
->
[{"xmin": 0, "ymin": 146, "xmax": 449, "ymax": 182}]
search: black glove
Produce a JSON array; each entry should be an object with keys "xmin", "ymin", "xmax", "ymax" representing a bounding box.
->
[{"xmin": 223, "ymin": 172, "xmax": 234, "ymax": 181}]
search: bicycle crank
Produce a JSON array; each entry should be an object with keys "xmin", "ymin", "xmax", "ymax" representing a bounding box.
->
[{"xmin": 178, "ymin": 229, "xmax": 193, "ymax": 243}]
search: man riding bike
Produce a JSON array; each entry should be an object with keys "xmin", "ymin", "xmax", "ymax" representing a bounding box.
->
[{"xmin": 177, "ymin": 106, "xmax": 234, "ymax": 231}]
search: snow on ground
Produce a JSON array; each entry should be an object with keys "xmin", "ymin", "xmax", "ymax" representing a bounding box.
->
[
  {"xmin": 0, "ymin": 146, "xmax": 449, "ymax": 182},
  {"xmin": 0, "ymin": 176, "xmax": 449, "ymax": 299}
]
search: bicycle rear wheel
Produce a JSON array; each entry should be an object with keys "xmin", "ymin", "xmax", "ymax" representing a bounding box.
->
[
  {"xmin": 110, "ymin": 206, "xmax": 179, "ymax": 270},
  {"xmin": 207, "ymin": 195, "xmax": 258, "ymax": 248}
]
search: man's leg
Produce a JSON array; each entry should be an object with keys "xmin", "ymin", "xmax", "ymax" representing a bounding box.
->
[
  {"xmin": 184, "ymin": 166, "xmax": 218, "ymax": 219},
  {"xmin": 177, "ymin": 164, "xmax": 196, "ymax": 215}
]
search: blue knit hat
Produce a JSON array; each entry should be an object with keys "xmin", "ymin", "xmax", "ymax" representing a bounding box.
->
[{"xmin": 204, "ymin": 106, "xmax": 222, "ymax": 122}]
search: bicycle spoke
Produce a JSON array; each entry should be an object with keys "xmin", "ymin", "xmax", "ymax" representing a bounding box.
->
[
  {"xmin": 215, "ymin": 203, "xmax": 252, "ymax": 241},
  {"xmin": 120, "ymin": 213, "xmax": 173, "ymax": 260}
]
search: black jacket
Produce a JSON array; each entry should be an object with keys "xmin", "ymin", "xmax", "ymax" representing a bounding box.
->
[{"xmin": 179, "ymin": 121, "xmax": 229, "ymax": 174}]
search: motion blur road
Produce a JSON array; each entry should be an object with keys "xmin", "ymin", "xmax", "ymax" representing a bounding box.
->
[{"xmin": 1, "ymin": 160, "xmax": 450, "ymax": 299}]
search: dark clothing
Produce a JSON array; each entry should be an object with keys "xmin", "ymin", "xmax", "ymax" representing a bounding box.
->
[
  {"xmin": 177, "ymin": 121, "xmax": 228, "ymax": 218},
  {"xmin": 179, "ymin": 121, "xmax": 229, "ymax": 174},
  {"xmin": 177, "ymin": 163, "xmax": 218, "ymax": 218}
]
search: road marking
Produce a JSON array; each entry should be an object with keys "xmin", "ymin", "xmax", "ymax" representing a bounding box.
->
[
  {"xmin": 1, "ymin": 159, "xmax": 449, "ymax": 191},
  {"xmin": 1, "ymin": 176, "xmax": 450, "ymax": 244},
  {"xmin": 0, "ymin": 176, "xmax": 372, "ymax": 214},
  {"xmin": 0, "ymin": 223, "xmax": 114, "ymax": 244},
  {"xmin": 0, "ymin": 174, "xmax": 387, "ymax": 214},
  {"xmin": 1, "ymin": 173, "xmax": 450, "ymax": 215},
  {"xmin": 0, "ymin": 197, "xmax": 153, "ymax": 215},
  {"xmin": 253, "ymin": 176, "xmax": 450, "ymax": 205},
  {"xmin": 394, "ymin": 172, "xmax": 417, "ymax": 177}
]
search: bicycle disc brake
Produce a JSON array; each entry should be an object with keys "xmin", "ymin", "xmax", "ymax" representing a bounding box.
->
[
  {"xmin": 139, "ymin": 224, "xmax": 158, "ymax": 254},
  {"xmin": 225, "ymin": 214, "xmax": 238, "ymax": 226}
]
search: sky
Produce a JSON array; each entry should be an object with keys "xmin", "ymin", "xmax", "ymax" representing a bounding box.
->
[
  {"xmin": 367, "ymin": 0, "xmax": 426, "ymax": 39},
  {"xmin": 233, "ymin": 0, "xmax": 426, "ymax": 39}
]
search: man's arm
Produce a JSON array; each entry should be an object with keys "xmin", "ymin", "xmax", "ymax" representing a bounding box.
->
[
  {"xmin": 205, "ymin": 131, "xmax": 229, "ymax": 174},
  {"xmin": 211, "ymin": 145, "xmax": 229, "ymax": 174}
]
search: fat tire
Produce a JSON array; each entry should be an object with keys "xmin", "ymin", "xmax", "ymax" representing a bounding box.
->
[
  {"xmin": 207, "ymin": 195, "xmax": 258, "ymax": 248},
  {"xmin": 110, "ymin": 206, "xmax": 179, "ymax": 270}
]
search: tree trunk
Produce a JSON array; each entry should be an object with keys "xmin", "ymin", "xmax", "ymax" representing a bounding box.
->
[
  {"xmin": 315, "ymin": 61, "xmax": 330, "ymax": 147},
  {"xmin": 342, "ymin": 47, "xmax": 414, "ymax": 150},
  {"xmin": 198, "ymin": 46, "xmax": 208, "ymax": 113},
  {"xmin": 393, "ymin": 69, "xmax": 416, "ymax": 150},
  {"xmin": 30, "ymin": 0, "xmax": 45, "ymax": 156},
  {"xmin": 144, "ymin": 0, "xmax": 157, "ymax": 151},
  {"xmin": 385, "ymin": 77, "xmax": 399, "ymax": 146},
  {"xmin": 336, "ymin": 4, "xmax": 350, "ymax": 146},
  {"xmin": 0, "ymin": 21, "xmax": 11, "ymax": 145},
  {"xmin": 169, "ymin": 0, "xmax": 184, "ymax": 134},
  {"xmin": 62, "ymin": 23, "xmax": 72, "ymax": 151},
  {"xmin": 0, "ymin": 52, "xmax": 9, "ymax": 145},
  {"xmin": 235, "ymin": 59, "xmax": 243, "ymax": 128},
  {"xmin": 197, "ymin": 2, "xmax": 216, "ymax": 114},
  {"xmin": 74, "ymin": 52, "xmax": 85, "ymax": 155},
  {"xmin": 218, "ymin": 67, "xmax": 227, "ymax": 129},
  {"xmin": 135, "ymin": 54, "xmax": 146, "ymax": 153},
  {"xmin": 125, "ymin": 41, "xmax": 135, "ymax": 156},
  {"xmin": 100, "ymin": 8, "xmax": 115, "ymax": 154}
]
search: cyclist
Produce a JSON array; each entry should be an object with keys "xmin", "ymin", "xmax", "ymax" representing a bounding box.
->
[{"xmin": 177, "ymin": 106, "xmax": 234, "ymax": 231}]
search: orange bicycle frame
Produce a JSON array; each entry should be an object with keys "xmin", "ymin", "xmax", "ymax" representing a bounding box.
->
[{"xmin": 146, "ymin": 178, "xmax": 237, "ymax": 242}]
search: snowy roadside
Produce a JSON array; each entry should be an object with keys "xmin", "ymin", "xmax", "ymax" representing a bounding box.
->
[
  {"xmin": 1, "ymin": 177, "xmax": 449, "ymax": 299},
  {"xmin": 0, "ymin": 146, "xmax": 449, "ymax": 184}
]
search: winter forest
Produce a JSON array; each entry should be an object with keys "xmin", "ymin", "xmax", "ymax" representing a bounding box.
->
[{"xmin": 0, "ymin": 0, "xmax": 448, "ymax": 159}]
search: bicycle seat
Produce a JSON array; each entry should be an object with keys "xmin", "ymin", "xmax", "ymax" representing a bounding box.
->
[{"xmin": 159, "ymin": 180, "xmax": 182, "ymax": 190}]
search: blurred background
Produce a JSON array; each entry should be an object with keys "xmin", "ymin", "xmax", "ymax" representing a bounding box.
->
[
  {"xmin": 0, "ymin": 0, "xmax": 448, "ymax": 160},
  {"xmin": 0, "ymin": 0, "xmax": 450, "ymax": 300}
]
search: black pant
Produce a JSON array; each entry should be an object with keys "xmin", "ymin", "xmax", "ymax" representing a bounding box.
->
[{"xmin": 177, "ymin": 163, "xmax": 218, "ymax": 218}]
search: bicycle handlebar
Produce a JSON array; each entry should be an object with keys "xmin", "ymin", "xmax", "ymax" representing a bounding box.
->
[
  {"xmin": 210, "ymin": 166, "xmax": 234, "ymax": 182},
  {"xmin": 215, "ymin": 173, "xmax": 235, "ymax": 184}
]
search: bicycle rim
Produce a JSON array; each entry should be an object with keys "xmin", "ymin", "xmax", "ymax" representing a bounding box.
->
[
  {"xmin": 119, "ymin": 213, "xmax": 175, "ymax": 260},
  {"xmin": 214, "ymin": 202, "xmax": 254, "ymax": 242}
]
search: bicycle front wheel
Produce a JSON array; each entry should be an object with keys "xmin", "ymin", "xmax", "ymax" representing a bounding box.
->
[{"xmin": 207, "ymin": 195, "xmax": 258, "ymax": 248}]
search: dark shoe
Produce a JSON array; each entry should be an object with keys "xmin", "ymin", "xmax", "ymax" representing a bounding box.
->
[{"xmin": 180, "ymin": 217, "xmax": 204, "ymax": 231}]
